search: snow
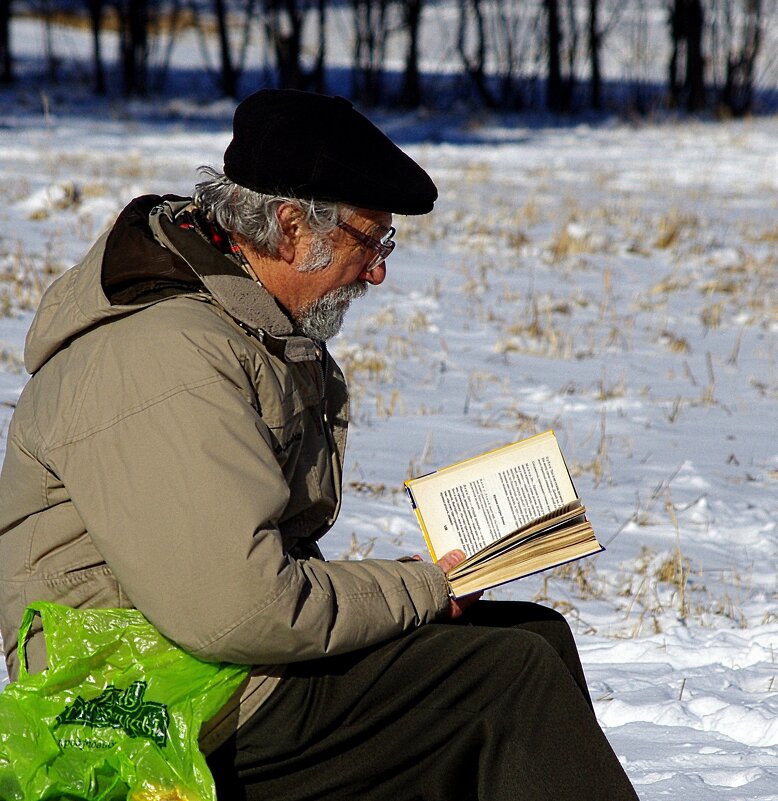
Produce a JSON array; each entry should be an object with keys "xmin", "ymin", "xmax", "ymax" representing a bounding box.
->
[{"xmin": 1, "ymin": 56, "xmax": 778, "ymax": 801}]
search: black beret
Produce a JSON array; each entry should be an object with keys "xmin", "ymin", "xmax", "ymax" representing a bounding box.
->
[{"xmin": 223, "ymin": 89, "xmax": 437, "ymax": 215}]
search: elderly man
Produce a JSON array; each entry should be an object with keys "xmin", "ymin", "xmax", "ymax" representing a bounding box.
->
[{"xmin": 0, "ymin": 90, "xmax": 638, "ymax": 800}]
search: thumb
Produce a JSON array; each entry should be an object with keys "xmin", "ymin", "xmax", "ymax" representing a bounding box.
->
[{"xmin": 436, "ymin": 549, "xmax": 466, "ymax": 575}]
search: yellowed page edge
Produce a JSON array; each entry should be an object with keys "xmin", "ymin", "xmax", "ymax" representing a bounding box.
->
[
  {"xmin": 450, "ymin": 520, "xmax": 596, "ymax": 579},
  {"xmin": 451, "ymin": 537, "xmax": 603, "ymax": 597}
]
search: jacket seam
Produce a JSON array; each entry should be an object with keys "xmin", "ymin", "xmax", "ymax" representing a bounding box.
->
[
  {"xmin": 44, "ymin": 373, "xmax": 229, "ymax": 451},
  {"xmin": 190, "ymin": 569, "xmax": 299, "ymax": 654},
  {"xmin": 190, "ymin": 571, "xmax": 439, "ymax": 655},
  {"xmin": 24, "ymin": 507, "xmax": 42, "ymax": 576},
  {"xmin": 65, "ymin": 259, "xmax": 95, "ymax": 328},
  {"xmin": 64, "ymin": 335, "xmax": 109, "ymax": 443}
]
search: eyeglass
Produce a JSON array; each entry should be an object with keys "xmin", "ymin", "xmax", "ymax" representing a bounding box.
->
[{"xmin": 336, "ymin": 219, "xmax": 396, "ymax": 273}]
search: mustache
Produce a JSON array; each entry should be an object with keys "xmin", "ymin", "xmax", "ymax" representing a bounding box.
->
[{"xmin": 317, "ymin": 281, "xmax": 368, "ymax": 308}]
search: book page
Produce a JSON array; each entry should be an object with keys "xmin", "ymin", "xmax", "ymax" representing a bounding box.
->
[
  {"xmin": 406, "ymin": 431, "xmax": 578, "ymax": 559},
  {"xmin": 455, "ymin": 502, "xmax": 585, "ymax": 570},
  {"xmin": 449, "ymin": 523, "xmax": 602, "ymax": 596}
]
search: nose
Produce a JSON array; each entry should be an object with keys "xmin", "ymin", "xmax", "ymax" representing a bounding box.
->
[{"xmin": 362, "ymin": 261, "xmax": 387, "ymax": 285}]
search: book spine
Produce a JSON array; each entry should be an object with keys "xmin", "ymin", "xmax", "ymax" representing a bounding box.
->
[{"xmin": 404, "ymin": 485, "xmax": 439, "ymax": 563}]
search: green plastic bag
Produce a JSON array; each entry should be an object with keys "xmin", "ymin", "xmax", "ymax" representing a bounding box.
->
[{"xmin": 0, "ymin": 602, "xmax": 249, "ymax": 801}]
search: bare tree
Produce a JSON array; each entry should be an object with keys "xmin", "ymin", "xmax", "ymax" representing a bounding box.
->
[
  {"xmin": 544, "ymin": 0, "xmax": 581, "ymax": 111},
  {"xmin": 492, "ymin": 0, "xmax": 540, "ymax": 109},
  {"xmin": 262, "ymin": 0, "xmax": 327, "ymax": 92},
  {"xmin": 87, "ymin": 0, "xmax": 106, "ymax": 94},
  {"xmin": 668, "ymin": 0, "xmax": 706, "ymax": 111},
  {"xmin": 115, "ymin": 0, "xmax": 150, "ymax": 95},
  {"xmin": 456, "ymin": 0, "xmax": 542, "ymax": 110},
  {"xmin": 150, "ymin": 0, "xmax": 183, "ymax": 92},
  {"xmin": 563, "ymin": 0, "xmax": 579, "ymax": 108},
  {"xmin": 588, "ymin": 0, "xmax": 601, "ymax": 107},
  {"xmin": 0, "ymin": 0, "xmax": 12, "ymax": 83},
  {"xmin": 213, "ymin": 0, "xmax": 238, "ymax": 96},
  {"xmin": 31, "ymin": 0, "xmax": 61, "ymax": 81},
  {"xmin": 586, "ymin": 1, "xmax": 626, "ymax": 110},
  {"xmin": 719, "ymin": 0, "xmax": 765, "ymax": 115},
  {"xmin": 311, "ymin": 0, "xmax": 327, "ymax": 93},
  {"xmin": 545, "ymin": 0, "xmax": 563, "ymax": 109},
  {"xmin": 265, "ymin": 0, "xmax": 305, "ymax": 89},
  {"xmin": 457, "ymin": 0, "xmax": 498, "ymax": 107},
  {"xmin": 399, "ymin": 0, "xmax": 423, "ymax": 107},
  {"xmin": 183, "ymin": 0, "xmax": 258, "ymax": 97},
  {"xmin": 351, "ymin": 0, "xmax": 390, "ymax": 105}
]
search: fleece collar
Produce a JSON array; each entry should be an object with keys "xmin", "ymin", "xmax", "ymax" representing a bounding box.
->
[{"xmin": 149, "ymin": 200, "xmax": 320, "ymax": 363}]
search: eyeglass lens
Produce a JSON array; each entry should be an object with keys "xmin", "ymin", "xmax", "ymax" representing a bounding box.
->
[{"xmin": 337, "ymin": 220, "xmax": 396, "ymax": 272}]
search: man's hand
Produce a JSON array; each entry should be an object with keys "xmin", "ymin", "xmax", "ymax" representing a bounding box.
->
[{"xmin": 419, "ymin": 549, "xmax": 483, "ymax": 620}]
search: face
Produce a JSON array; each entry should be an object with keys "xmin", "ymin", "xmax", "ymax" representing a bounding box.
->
[
  {"xmin": 241, "ymin": 204, "xmax": 394, "ymax": 341},
  {"xmin": 294, "ymin": 207, "xmax": 392, "ymax": 304},
  {"xmin": 290, "ymin": 207, "xmax": 392, "ymax": 340}
]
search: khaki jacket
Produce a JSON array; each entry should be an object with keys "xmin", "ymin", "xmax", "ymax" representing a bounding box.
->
[{"xmin": 0, "ymin": 197, "xmax": 449, "ymax": 749}]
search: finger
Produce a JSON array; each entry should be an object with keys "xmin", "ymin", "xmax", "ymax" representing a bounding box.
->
[
  {"xmin": 436, "ymin": 549, "xmax": 466, "ymax": 574},
  {"xmin": 448, "ymin": 589, "xmax": 484, "ymax": 620}
]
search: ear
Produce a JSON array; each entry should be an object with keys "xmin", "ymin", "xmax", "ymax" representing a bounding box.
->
[{"xmin": 275, "ymin": 203, "xmax": 304, "ymax": 263}]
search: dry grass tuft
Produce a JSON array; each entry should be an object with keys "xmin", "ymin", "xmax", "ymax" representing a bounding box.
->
[
  {"xmin": 653, "ymin": 209, "xmax": 699, "ymax": 249},
  {"xmin": 334, "ymin": 344, "xmax": 389, "ymax": 386},
  {"xmin": 340, "ymin": 532, "xmax": 377, "ymax": 560},
  {"xmin": 549, "ymin": 221, "xmax": 606, "ymax": 262},
  {"xmin": 659, "ymin": 330, "xmax": 691, "ymax": 354},
  {"xmin": 0, "ymin": 240, "xmax": 62, "ymax": 314}
]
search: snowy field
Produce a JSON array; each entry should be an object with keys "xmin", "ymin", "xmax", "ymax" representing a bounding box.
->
[{"xmin": 1, "ymin": 89, "xmax": 777, "ymax": 801}]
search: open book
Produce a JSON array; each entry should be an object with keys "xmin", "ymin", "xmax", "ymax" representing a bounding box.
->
[{"xmin": 404, "ymin": 430, "xmax": 604, "ymax": 597}]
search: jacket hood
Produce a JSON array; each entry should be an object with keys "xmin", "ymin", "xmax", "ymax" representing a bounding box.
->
[
  {"xmin": 24, "ymin": 195, "xmax": 200, "ymax": 374},
  {"xmin": 25, "ymin": 195, "xmax": 316, "ymax": 375}
]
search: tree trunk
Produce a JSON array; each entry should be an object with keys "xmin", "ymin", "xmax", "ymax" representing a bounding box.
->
[
  {"xmin": 351, "ymin": 0, "xmax": 388, "ymax": 105},
  {"xmin": 400, "ymin": 0, "xmax": 423, "ymax": 107},
  {"xmin": 266, "ymin": 0, "xmax": 304, "ymax": 90},
  {"xmin": 457, "ymin": 0, "xmax": 498, "ymax": 108},
  {"xmin": 545, "ymin": 0, "xmax": 562, "ymax": 111},
  {"xmin": 561, "ymin": 0, "xmax": 577, "ymax": 111},
  {"xmin": 88, "ymin": 0, "xmax": 106, "ymax": 95},
  {"xmin": 42, "ymin": 0, "xmax": 58, "ymax": 81},
  {"xmin": 0, "ymin": 0, "xmax": 12, "ymax": 84},
  {"xmin": 669, "ymin": 1, "xmax": 680, "ymax": 108},
  {"xmin": 495, "ymin": 0, "xmax": 520, "ymax": 109},
  {"xmin": 668, "ymin": 0, "xmax": 706, "ymax": 112},
  {"xmin": 721, "ymin": 0, "xmax": 763, "ymax": 116},
  {"xmin": 118, "ymin": 0, "xmax": 149, "ymax": 96},
  {"xmin": 311, "ymin": 0, "xmax": 326, "ymax": 93},
  {"xmin": 685, "ymin": 0, "xmax": 705, "ymax": 110},
  {"xmin": 588, "ymin": 0, "xmax": 601, "ymax": 109},
  {"xmin": 214, "ymin": 0, "xmax": 238, "ymax": 96}
]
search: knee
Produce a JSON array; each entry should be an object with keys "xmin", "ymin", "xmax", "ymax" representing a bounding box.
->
[
  {"xmin": 519, "ymin": 602, "xmax": 571, "ymax": 630},
  {"xmin": 485, "ymin": 628, "xmax": 567, "ymax": 676},
  {"xmin": 521, "ymin": 603, "xmax": 578, "ymax": 651},
  {"xmin": 541, "ymin": 606, "xmax": 577, "ymax": 642},
  {"xmin": 537, "ymin": 605, "xmax": 569, "ymax": 627}
]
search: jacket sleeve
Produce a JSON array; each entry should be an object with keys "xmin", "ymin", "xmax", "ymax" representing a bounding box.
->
[{"xmin": 47, "ymin": 304, "xmax": 450, "ymax": 665}]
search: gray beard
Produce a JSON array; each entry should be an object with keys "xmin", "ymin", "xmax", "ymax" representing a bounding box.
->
[{"xmin": 295, "ymin": 282, "xmax": 368, "ymax": 341}]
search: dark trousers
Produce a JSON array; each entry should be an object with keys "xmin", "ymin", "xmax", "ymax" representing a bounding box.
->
[{"xmin": 207, "ymin": 601, "xmax": 639, "ymax": 801}]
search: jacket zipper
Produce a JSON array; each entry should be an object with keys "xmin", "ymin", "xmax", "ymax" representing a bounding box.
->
[{"xmin": 317, "ymin": 344, "xmax": 334, "ymax": 449}]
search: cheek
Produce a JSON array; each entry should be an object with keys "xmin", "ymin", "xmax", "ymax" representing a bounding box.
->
[
  {"xmin": 307, "ymin": 238, "xmax": 334, "ymax": 271},
  {"xmin": 333, "ymin": 251, "xmax": 366, "ymax": 282}
]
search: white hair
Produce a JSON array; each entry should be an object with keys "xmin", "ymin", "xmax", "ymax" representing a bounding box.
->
[{"xmin": 193, "ymin": 166, "xmax": 353, "ymax": 266}]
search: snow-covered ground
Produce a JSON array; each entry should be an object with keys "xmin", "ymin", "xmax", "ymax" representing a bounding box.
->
[{"xmin": 1, "ymin": 90, "xmax": 777, "ymax": 798}]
